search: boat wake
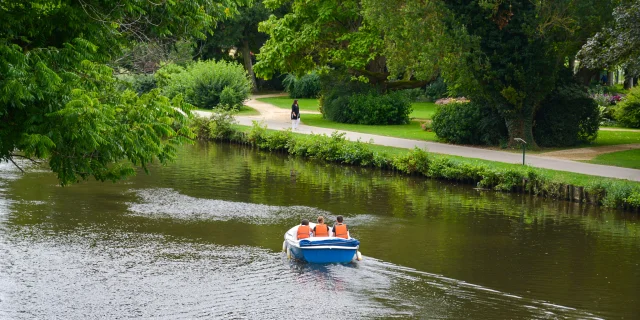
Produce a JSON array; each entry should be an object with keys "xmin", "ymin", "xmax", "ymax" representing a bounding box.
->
[{"xmin": 126, "ymin": 188, "xmax": 379, "ymax": 225}]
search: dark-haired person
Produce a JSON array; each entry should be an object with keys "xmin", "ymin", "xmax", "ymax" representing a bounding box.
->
[
  {"xmin": 332, "ymin": 216, "xmax": 349, "ymax": 239},
  {"xmin": 297, "ymin": 219, "xmax": 311, "ymax": 240},
  {"xmin": 291, "ymin": 99, "xmax": 300, "ymax": 130}
]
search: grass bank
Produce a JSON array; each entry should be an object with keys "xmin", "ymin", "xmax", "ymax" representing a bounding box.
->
[{"xmin": 192, "ymin": 114, "xmax": 640, "ymax": 212}]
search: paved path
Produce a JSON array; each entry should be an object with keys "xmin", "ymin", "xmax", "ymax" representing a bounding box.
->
[{"xmin": 194, "ymin": 95, "xmax": 640, "ymax": 182}]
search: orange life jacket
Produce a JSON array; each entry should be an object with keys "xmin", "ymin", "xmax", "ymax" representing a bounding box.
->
[
  {"xmin": 297, "ymin": 225, "xmax": 310, "ymax": 239},
  {"xmin": 314, "ymin": 224, "xmax": 329, "ymax": 237},
  {"xmin": 334, "ymin": 224, "xmax": 348, "ymax": 239}
]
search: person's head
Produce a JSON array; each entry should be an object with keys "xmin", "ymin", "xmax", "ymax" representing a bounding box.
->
[
  {"xmin": 294, "ymin": 99, "xmax": 298, "ymax": 105},
  {"xmin": 317, "ymin": 216, "xmax": 324, "ymax": 224},
  {"xmin": 336, "ymin": 215, "xmax": 343, "ymax": 223},
  {"xmin": 301, "ymin": 219, "xmax": 309, "ymax": 226}
]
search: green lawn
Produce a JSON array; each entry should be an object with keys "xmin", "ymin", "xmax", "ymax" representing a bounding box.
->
[
  {"xmin": 301, "ymin": 114, "xmax": 439, "ymax": 141},
  {"xmin": 591, "ymin": 130, "xmax": 640, "ymax": 147},
  {"xmin": 410, "ymin": 102, "xmax": 437, "ymax": 120},
  {"xmin": 257, "ymin": 97, "xmax": 320, "ymax": 112},
  {"xmin": 587, "ymin": 149, "xmax": 640, "ymax": 169},
  {"xmin": 236, "ymin": 105, "xmax": 260, "ymax": 116},
  {"xmin": 257, "ymin": 97, "xmax": 438, "ymax": 120}
]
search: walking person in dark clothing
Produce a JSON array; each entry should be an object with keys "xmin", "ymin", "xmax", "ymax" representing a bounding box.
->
[{"xmin": 291, "ymin": 99, "xmax": 300, "ymax": 130}]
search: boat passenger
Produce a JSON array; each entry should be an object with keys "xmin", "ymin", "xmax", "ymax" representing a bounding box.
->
[
  {"xmin": 313, "ymin": 216, "xmax": 330, "ymax": 237},
  {"xmin": 297, "ymin": 219, "xmax": 311, "ymax": 240},
  {"xmin": 332, "ymin": 215, "xmax": 349, "ymax": 239}
]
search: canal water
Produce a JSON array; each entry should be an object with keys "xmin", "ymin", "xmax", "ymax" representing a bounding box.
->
[{"xmin": 0, "ymin": 142, "xmax": 638, "ymax": 319}]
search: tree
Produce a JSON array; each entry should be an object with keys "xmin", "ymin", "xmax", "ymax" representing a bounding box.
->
[
  {"xmin": 198, "ymin": 1, "xmax": 278, "ymax": 92},
  {"xmin": 0, "ymin": 0, "xmax": 245, "ymax": 185},
  {"xmin": 254, "ymin": 0, "xmax": 432, "ymax": 91},
  {"xmin": 578, "ymin": 0, "xmax": 640, "ymax": 81},
  {"xmin": 363, "ymin": 0, "xmax": 615, "ymax": 147}
]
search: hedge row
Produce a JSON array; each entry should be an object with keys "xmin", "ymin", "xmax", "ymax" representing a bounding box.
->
[{"xmin": 191, "ymin": 115, "xmax": 640, "ymax": 211}]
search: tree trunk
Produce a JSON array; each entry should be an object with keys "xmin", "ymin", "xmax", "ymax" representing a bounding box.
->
[
  {"xmin": 241, "ymin": 40, "xmax": 258, "ymax": 93},
  {"xmin": 607, "ymin": 71, "xmax": 614, "ymax": 86},
  {"xmin": 624, "ymin": 74, "xmax": 634, "ymax": 89},
  {"xmin": 505, "ymin": 111, "xmax": 537, "ymax": 150}
]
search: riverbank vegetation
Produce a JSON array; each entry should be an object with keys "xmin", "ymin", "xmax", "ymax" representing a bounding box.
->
[{"xmin": 192, "ymin": 115, "xmax": 640, "ymax": 212}]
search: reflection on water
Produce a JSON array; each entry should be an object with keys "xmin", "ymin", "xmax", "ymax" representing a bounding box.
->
[{"xmin": 0, "ymin": 143, "xmax": 639, "ymax": 319}]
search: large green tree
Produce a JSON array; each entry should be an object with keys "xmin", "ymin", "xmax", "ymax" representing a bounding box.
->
[
  {"xmin": 364, "ymin": 0, "xmax": 615, "ymax": 147},
  {"xmin": 578, "ymin": 0, "xmax": 640, "ymax": 82},
  {"xmin": 255, "ymin": 0, "xmax": 435, "ymax": 90},
  {"xmin": 0, "ymin": 0, "xmax": 245, "ymax": 185},
  {"xmin": 198, "ymin": 0, "xmax": 278, "ymax": 91}
]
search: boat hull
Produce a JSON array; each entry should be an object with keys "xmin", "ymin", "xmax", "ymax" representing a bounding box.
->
[
  {"xmin": 284, "ymin": 223, "xmax": 360, "ymax": 264},
  {"xmin": 289, "ymin": 246, "xmax": 356, "ymax": 264}
]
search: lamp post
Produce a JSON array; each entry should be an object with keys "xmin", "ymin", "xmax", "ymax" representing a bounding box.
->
[{"xmin": 514, "ymin": 138, "xmax": 527, "ymax": 165}]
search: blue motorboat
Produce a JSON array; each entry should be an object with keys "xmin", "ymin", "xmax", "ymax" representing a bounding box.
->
[{"xmin": 283, "ymin": 223, "xmax": 362, "ymax": 264}]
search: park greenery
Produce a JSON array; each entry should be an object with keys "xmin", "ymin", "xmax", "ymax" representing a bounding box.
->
[
  {"xmin": 614, "ymin": 86, "xmax": 640, "ymax": 128},
  {"xmin": 282, "ymin": 73, "xmax": 321, "ymax": 98},
  {"xmin": 0, "ymin": 0, "xmax": 255, "ymax": 184},
  {"xmin": 191, "ymin": 114, "xmax": 640, "ymax": 211},
  {"xmin": 2, "ymin": 0, "xmax": 639, "ymax": 187},
  {"xmin": 155, "ymin": 60, "xmax": 252, "ymax": 110},
  {"xmin": 255, "ymin": 0, "xmax": 640, "ymax": 148}
]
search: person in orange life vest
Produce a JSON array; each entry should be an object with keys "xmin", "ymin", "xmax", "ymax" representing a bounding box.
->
[
  {"xmin": 297, "ymin": 219, "xmax": 311, "ymax": 240},
  {"xmin": 332, "ymin": 215, "xmax": 349, "ymax": 239},
  {"xmin": 312, "ymin": 216, "xmax": 330, "ymax": 237}
]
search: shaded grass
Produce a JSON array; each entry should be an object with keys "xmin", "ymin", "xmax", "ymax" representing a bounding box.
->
[
  {"xmin": 411, "ymin": 102, "xmax": 437, "ymax": 120},
  {"xmin": 587, "ymin": 149, "xmax": 640, "ymax": 169}
]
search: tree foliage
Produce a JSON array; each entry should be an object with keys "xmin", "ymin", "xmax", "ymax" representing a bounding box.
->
[
  {"xmin": 0, "ymin": 0, "xmax": 245, "ymax": 184},
  {"xmin": 533, "ymin": 71, "xmax": 601, "ymax": 147},
  {"xmin": 256, "ymin": 0, "xmax": 434, "ymax": 90},
  {"xmin": 614, "ymin": 85, "xmax": 640, "ymax": 128},
  {"xmin": 364, "ymin": 0, "xmax": 613, "ymax": 147},
  {"xmin": 157, "ymin": 60, "xmax": 252, "ymax": 110},
  {"xmin": 578, "ymin": 0, "xmax": 640, "ymax": 77}
]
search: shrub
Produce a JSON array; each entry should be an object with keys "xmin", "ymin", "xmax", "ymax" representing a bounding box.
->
[
  {"xmin": 320, "ymin": 74, "xmax": 412, "ymax": 125},
  {"xmin": 614, "ymin": 86, "xmax": 640, "ymax": 128},
  {"xmin": 283, "ymin": 73, "xmax": 321, "ymax": 98},
  {"xmin": 425, "ymin": 77, "xmax": 448, "ymax": 102},
  {"xmin": 534, "ymin": 82, "xmax": 600, "ymax": 147},
  {"xmin": 158, "ymin": 60, "xmax": 251, "ymax": 110},
  {"xmin": 154, "ymin": 62, "xmax": 186, "ymax": 88},
  {"xmin": 191, "ymin": 111, "xmax": 239, "ymax": 141},
  {"xmin": 432, "ymin": 101, "xmax": 507, "ymax": 145},
  {"xmin": 117, "ymin": 73, "xmax": 157, "ymax": 94}
]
